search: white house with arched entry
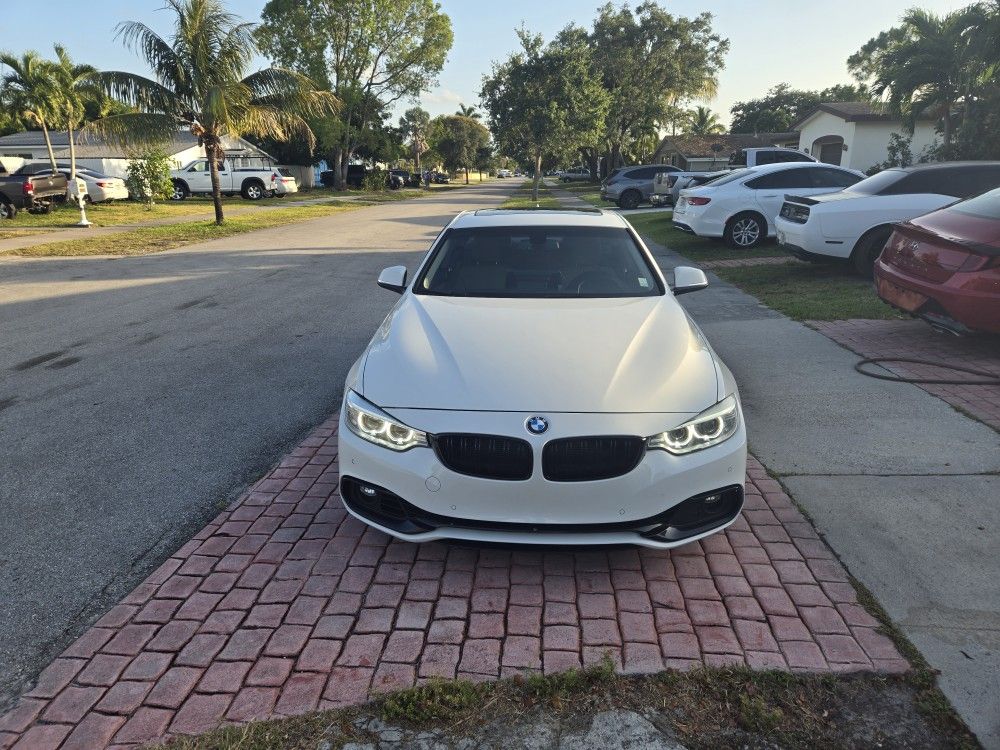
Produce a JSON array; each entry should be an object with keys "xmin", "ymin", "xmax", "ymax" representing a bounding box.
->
[{"xmin": 791, "ymin": 102, "xmax": 938, "ymax": 172}]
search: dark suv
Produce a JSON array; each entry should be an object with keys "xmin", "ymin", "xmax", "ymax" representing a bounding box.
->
[{"xmin": 601, "ymin": 164, "xmax": 682, "ymax": 209}]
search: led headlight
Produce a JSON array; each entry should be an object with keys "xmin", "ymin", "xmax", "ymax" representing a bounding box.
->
[
  {"xmin": 345, "ymin": 390, "xmax": 428, "ymax": 451},
  {"xmin": 647, "ymin": 395, "xmax": 739, "ymax": 455}
]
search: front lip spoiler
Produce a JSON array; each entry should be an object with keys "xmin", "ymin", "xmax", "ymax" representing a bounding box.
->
[{"xmin": 340, "ymin": 476, "xmax": 744, "ymax": 544}]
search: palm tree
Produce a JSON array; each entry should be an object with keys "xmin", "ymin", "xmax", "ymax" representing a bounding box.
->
[
  {"xmin": 51, "ymin": 46, "xmax": 99, "ymax": 181},
  {"xmin": 686, "ymin": 106, "xmax": 724, "ymax": 135},
  {"xmin": 456, "ymin": 103, "xmax": 481, "ymax": 120},
  {"xmin": 0, "ymin": 51, "xmax": 61, "ymax": 170},
  {"xmin": 90, "ymin": 0, "xmax": 338, "ymax": 224},
  {"xmin": 849, "ymin": 6, "xmax": 984, "ymax": 146}
]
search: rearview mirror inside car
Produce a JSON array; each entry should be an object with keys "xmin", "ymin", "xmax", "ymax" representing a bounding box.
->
[
  {"xmin": 672, "ymin": 266, "xmax": 709, "ymax": 296},
  {"xmin": 377, "ymin": 265, "xmax": 408, "ymax": 294}
]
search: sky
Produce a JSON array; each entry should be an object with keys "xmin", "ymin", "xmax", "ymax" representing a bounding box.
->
[{"xmin": 1, "ymin": 0, "xmax": 976, "ymax": 128}]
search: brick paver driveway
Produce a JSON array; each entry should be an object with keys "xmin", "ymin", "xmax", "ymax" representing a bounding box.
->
[
  {"xmin": 0, "ymin": 420, "xmax": 906, "ymax": 749},
  {"xmin": 811, "ymin": 319, "xmax": 1000, "ymax": 431}
]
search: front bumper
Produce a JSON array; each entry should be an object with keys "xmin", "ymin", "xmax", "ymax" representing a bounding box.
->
[{"xmin": 338, "ymin": 406, "xmax": 747, "ymax": 549}]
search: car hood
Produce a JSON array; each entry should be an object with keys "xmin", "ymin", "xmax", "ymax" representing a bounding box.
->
[{"xmin": 360, "ymin": 295, "xmax": 720, "ymax": 413}]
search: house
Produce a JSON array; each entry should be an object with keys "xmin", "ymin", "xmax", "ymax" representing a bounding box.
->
[
  {"xmin": 651, "ymin": 132, "xmax": 799, "ymax": 171},
  {"xmin": 0, "ymin": 129, "xmax": 275, "ymax": 178},
  {"xmin": 791, "ymin": 102, "xmax": 937, "ymax": 171}
]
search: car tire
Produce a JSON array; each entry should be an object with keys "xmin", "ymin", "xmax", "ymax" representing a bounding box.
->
[
  {"xmin": 617, "ymin": 190, "xmax": 641, "ymax": 210},
  {"xmin": 724, "ymin": 212, "xmax": 765, "ymax": 249},
  {"xmin": 0, "ymin": 200, "xmax": 16, "ymax": 220},
  {"xmin": 242, "ymin": 181, "xmax": 265, "ymax": 200},
  {"xmin": 851, "ymin": 226, "xmax": 892, "ymax": 278},
  {"xmin": 171, "ymin": 181, "xmax": 189, "ymax": 201}
]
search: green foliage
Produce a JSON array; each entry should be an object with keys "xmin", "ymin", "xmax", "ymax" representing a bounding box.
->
[
  {"xmin": 361, "ymin": 167, "xmax": 388, "ymax": 192},
  {"xmin": 585, "ymin": 3, "xmax": 729, "ymax": 159},
  {"xmin": 90, "ymin": 0, "xmax": 337, "ymax": 223},
  {"xmin": 686, "ymin": 105, "xmax": 724, "ymax": 135},
  {"xmin": 399, "ymin": 106, "xmax": 431, "ymax": 170},
  {"xmin": 848, "ymin": 3, "xmax": 998, "ymax": 147},
  {"xmin": 729, "ymin": 83, "xmax": 866, "ymax": 133},
  {"xmin": 430, "ymin": 115, "xmax": 489, "ymax": 181},
  {"xmin": 125, "ymin": 148, "xmax": 174, "ymax": 207},
  {"xmin": 257, "ymin": 0, "xmax": 453, "ymax": 187},
  {"xmin": 481, "ymin": 28, "xmax": 608, "ymax": 198}
]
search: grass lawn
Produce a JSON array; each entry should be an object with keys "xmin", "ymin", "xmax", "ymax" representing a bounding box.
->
[
  {"xmin": 4, "ymin": 202, "xmax": 362, "ymax": 257},
  {"xmin": 0, "ymin": 229, "xmax": 43, "ymax": 240},
  {"xmin": 500, "ymin": 180, "xmax": 563, "ymax": 209},
  {"xmin": 714, "ymin": 262, "xmax": 905, "ymax": 321},
  {"xmin": 159, "ymin": 659, "xmax": 973, "ymax": 750},
  {"xmin": 625, "ymin": 211, "xmax": 787, "ymax": 262}
]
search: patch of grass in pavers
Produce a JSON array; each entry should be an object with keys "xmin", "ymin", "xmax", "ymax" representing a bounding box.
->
[
  {"xmin": 713, "ymin": 263, "xmax": 906, "ymax": 322},
  {"xmin": 500, "ymin": 181, "xmax": 562, "ymax": 209},
  {"xmin": 3, "ymin": 202, "xmax": 361, "ymax": 257},
  {"xmin": 626, "ymin": 212, "xmax": 787, "ymax": 262},
  {"xmin": 159, "ymin": 660, "xmax": 974, "ymax": 749}
]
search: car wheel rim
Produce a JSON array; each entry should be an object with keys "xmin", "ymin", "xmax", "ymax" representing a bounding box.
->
[
  {"xmin": 172, "ymin": 187, "xmax": 184, "ymax": 200},
  {"xmin": 248, "ymin": 186, "xmax": 261, "ymax": 199},
  {"xmin": 733, "ymin": 219, "xmax": 760, "ymax": 246}
]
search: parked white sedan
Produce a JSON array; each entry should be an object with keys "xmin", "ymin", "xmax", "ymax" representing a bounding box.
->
[
  {"xmin": 672, "ymin": 162, "xmax": 864, "ymax": 248},
  {"xmin": 338, "ymin": 209, "xmax": 747, "ymax": 549},
  {"xmin": 775, "ymin": 161, "xmax": 1000, "ymax": 275},
  {"xmin": 31, "ymin": 166, "xmax": 129, "ymax": 202}
]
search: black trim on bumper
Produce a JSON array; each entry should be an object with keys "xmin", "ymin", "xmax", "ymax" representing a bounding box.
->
[
  {"xmin": 672, "ymin": 221, "xmax": 695, "ymax": 234},
  {"xmin": 340, "ymin": 476, "xmax": 744, "ymax": 544}
]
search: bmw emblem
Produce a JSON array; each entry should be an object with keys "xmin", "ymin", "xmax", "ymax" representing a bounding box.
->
[{"xmin": 526, "ymin": 416, "xmax": 549, "ymax": 434}]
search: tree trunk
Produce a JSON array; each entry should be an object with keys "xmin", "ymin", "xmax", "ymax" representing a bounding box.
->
[
  {"xmin": 464, "ymin": 167, "xmax": 469, "ymax": 185},
  {"xmin": 207, "ymin": 140, "xmax": 225, "ymax": 225},
  {"xmin": 532, "ymin": 153, "xmax": 543, "ymax": 201},
  {"xmin": 41, "ymin": 121, "xmax": 58, "ymax": 171},
  {"xmin": 67, "ymin": 121, "xmax": 77, "ymax": 180}
]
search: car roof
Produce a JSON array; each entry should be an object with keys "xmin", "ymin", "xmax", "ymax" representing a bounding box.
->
[
  {"xmin": 894, "ymin": 161, "xmax": 1000, "ymax": 173},
  {"xmin": 454, "ymin": 208, "xmax": 628, "ymax": 229},
  {"xmin": 743, "ymin": 161, "xmax": 841, "ymax": 174}
]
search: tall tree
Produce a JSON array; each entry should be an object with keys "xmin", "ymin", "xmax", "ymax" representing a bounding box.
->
[
  {"xmin": 729, "ymin": 83, "xmax": 865, "ymax": 133},
  {"xmin": 848, "ymin": 6, "xmax": 985, "ymax": 146},
  {"xmin": 430, "ymin": 114, "xmax": 489, "ymax": 184},
  {"xmin": 455, "ymin": 103, "xmax": 480, "ymax": 119},
  {"xmin": 587, "ymin": 3, "xmax": 728, "ymax": 168},
  {"xmin": 0, "ymin": 51, "xmax": 60, "ymax": 169},
  {"xmin": 399, "ymin": 106, "xmax": 431, "ymax": 173},
  {"xmin": 257, "ymin": 0, "xmax": 453, "ymax": 189},
  {"xmin": 686, "ymin": 106, "xmax": 724, "ymax": 135},
  {"xmin": 51, "ymin": 45, "xmax": 99, "ymax": 181},
  {"xmin": 90, "ymin": 0, "xmax": 337, "ymax": 224},
  {"xmin": 481, "ymin": 29, "xmax": 608, "ymax": 200}
]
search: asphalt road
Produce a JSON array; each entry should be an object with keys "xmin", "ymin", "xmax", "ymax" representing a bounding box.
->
[{"xmin": 0, "ymin": 180, "xmax": 518, "ymax": 706}]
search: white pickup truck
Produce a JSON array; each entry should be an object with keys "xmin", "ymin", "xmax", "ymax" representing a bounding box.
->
[{"xmin": 170, "ymin": 157, "xmax": 292, "ymax": 201}]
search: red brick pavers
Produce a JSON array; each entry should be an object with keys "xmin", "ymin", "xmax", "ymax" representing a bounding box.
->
[
  {"xmin": 810, "ymin": 318, "xmax": 1000, "ymax": 431},
  {"xmin": 0, "ymin": 422, "xmax": 906, "ymax": 749}
]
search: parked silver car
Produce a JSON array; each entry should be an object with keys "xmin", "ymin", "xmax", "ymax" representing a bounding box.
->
[
  {"xmin": 557, "ymin": 167, "xmax": 592, "ymax": 182},
  {"xmin": 601, "ymin": 164, "xmax": 682, "ymax": 209}
]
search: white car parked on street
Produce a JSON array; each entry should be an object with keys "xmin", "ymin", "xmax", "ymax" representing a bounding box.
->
[
  {"xmin": 170, "ymin": 157, "xmax": 281, "ymax": 200},
  {"xmin": 672, "ymin": 162, "xmax": 864, "ymax": 248},
  {"xmin": 339, "ymin": 209, "xmax": 748, "ymax": 548},
  {"xmin": 775, "ymin": 161, "xmax": 1000, "ymax": 275},
  {"xmin": 28, "ymin": 166, "xmax": 129, "ymax": 203}
]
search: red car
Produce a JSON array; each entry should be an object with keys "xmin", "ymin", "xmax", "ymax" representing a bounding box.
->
[{"xmin": 875, "ymin": 187, "xmax": 1000, "ymax": 334}]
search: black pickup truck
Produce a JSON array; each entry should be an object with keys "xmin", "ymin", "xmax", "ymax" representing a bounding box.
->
[{"xmin": 0, "ymin": 160, "xmax": 68, "ymax": 219}]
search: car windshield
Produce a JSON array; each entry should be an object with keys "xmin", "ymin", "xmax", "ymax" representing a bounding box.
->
[
  {"xmin": 415, "ymin": 225, "xmax": 662, "ymax": 298},
  {"xmin": 951, "ymin": 187, "xmax": 1000, "ymax": 220},
  {"xmin": 845, "ymin": 169, "xmax": 905, "ymax": 195}
]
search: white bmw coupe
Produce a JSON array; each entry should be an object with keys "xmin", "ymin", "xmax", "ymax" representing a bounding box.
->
[{"xmin": 339, "ymin": 209, "xmax": 747, "ymax": 548}]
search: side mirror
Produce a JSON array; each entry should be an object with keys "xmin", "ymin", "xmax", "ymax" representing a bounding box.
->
[
  {"xmin": 671, "ymin": 266, "xmax": 708, "ymax": 296},
  {"xmin": 377, "ymin": 265, "xmax": 408, "ymax": 294}
]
